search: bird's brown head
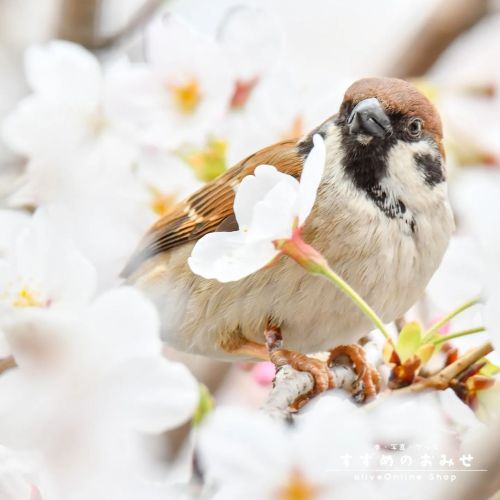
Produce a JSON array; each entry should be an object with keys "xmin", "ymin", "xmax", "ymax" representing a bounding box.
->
[
  {"xmin": 338, "ymin": 77, "xmax": 442, "ymax": 149},
  {"xmin": 320, "ymin": 77, "xmax": 446, "ymax": 193},
  {"xmin": 296, "ymin": 77, "xmax": 447, "ymax": 231}
]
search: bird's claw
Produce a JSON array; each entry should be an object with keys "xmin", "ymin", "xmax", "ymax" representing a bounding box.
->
[
  {"xmin": 270, "ymin": 349, "xmax": 334, "ymax": 394},
  {"xmin": 328, "ymin": 344, "xmax": 381, "ymax": 402}
]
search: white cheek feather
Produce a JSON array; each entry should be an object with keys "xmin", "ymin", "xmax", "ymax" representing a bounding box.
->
[{"xmin": 383, "ymin": 139, "xmax": 445, "ymax": 213}]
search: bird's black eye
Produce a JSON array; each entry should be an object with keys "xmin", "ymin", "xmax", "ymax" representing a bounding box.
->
[{"xmin": 407, "ymin": 118, "xmax": 423, "ymax": 139}]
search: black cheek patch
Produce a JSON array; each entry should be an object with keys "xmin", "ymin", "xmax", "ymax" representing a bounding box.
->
[{"xmin": 415, "ymin": 153, "xmax": 444, "ymax": 186}]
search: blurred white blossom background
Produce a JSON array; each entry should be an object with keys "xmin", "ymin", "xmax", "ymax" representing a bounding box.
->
[{"xmin": 0, "ymin": 0, "xmax": 500, "ymax": 499}]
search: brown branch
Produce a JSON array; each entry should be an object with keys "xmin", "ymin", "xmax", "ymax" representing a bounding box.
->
[
  {"xmin": 56, "ymin": 0, "xmax": 164, "ymax": 51},
  {"xmin": 0, "ymin": 356, "xmax": 16, "ymax": 375},
  {"xmin": 262, "ymin": 341, "xmax": 494, "ymax": 417},
  {"xmin": 261, "ymin": 362, "xmax": 358, "ymax": 419},
  {"xmin": 395, "ymin": 316, "xmax": 406, "ymax": 334},
  {"xmin": 394, "ymin": 341, "xmax": 493, "ymax": 395},
  {"xmin": 57, "ymin": 0, "xmax": 100, "ymax": 48},
  {"xmin": 390, "ymin": 0, "xmax": 489, "ymax": 77},
  {"xmin": 91, "ymin": 0, "xmax": 165, "ymax": 50}
]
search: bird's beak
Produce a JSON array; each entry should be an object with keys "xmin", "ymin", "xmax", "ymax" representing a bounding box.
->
[{"xmin": 348, "ymin": 97, "xmax": 392, "ymax": 139}]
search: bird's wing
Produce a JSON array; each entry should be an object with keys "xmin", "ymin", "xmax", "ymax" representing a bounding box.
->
[{"xmin": 121, "ymin": 139, "xmax": 303, "ymax": 278}]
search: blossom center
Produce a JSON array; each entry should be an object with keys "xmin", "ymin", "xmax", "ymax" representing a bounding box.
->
[
  {"xmin": 87, "ymin": 108, "xmax": 108, "ymax": 136},
  {"xmin": 230, "ymin": 77, "xmax": 258, "ymax": 109},
  {"xmin": 170, "ymin": 78, "xmax": 201, "ymax": 114},
  {"xmin": 277, "ymin": 471, "xmax": 319, "ymax": 500},
  {"xmin": 183, "ymin": 138, "xmax": 227, "ymax": 182},
  {"xmin": 12, "ymin": 286, "xmax": 44, "ymax": 308},
  {"xmin": 149, "ymin": 187, "xmax": 176, "ymax": 216}
]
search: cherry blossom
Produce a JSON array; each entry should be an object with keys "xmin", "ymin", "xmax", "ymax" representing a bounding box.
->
[
  {"xmin": 0, "ymin": 287, "xmax": 198, "ymax": 500},
  {"xmin": 188, "ymin": 134, "xmax": 325, "ymax": 282},
  {"xmin": 198, "ymin": 395, "xmax": 456, "ymax": 500},
  {"xmin": 2, "ymin": 41, "xmax": 141, "ymax": 168},
  {"xmin": 0, "ymin": 209, "xmax": 96, "ymax": 317},
  {"xmin": 135, "ymin": 150, "xmax": 202, "ymax": 217},
  {"xmin": 0, "ymin": 209, "xmax": 31, "ymax": 258},
  {"xmin": 0, "ymin": 446, "xmax": 44, "ymax": 500},
  {"xmin": 139, "ymin": 15, "xmax": 234, "ymax": 151}
]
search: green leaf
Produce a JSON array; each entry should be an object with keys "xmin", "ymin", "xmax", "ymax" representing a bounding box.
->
[
  {"xmin": 396, "ymin": 322, "xmax": 422, "ymax": 363},
  {"xmin": 416, "ymin": 343, "xmax": 436, "ymax": 364},
  {"xmin": 383, "ymin": 340, "xmax": 396, "ymax": 363},
  {"xmin": 183, "ymin": 138, "xmax": 227, "ymax": 182},
  {"xmin": 479, "ymin": 358, "xmax": 500, "ymax": 377},
  {"xmin": 192, "ymin": 384, "xmax": 215, "ymax": 427}
]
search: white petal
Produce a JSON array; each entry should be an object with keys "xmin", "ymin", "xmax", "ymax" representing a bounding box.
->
[
  {"xmin": 298, "ymin": 133, "xmax": 326, "ymax": 224},
  {"xmin": 439, "ymin": 388, "xmax": 481, "ymax": 429},
  {"xmin": 0, "ymin": 259, "xmax": 15, "ymax": 301},
  {"xmin": 198, "ymin": 407, "xmax": 288, "ymax": 484},
  {"xmin": 295, "ymin": 398, "xmax": 368, "ymax": 485},
  {"xmin": 25, "ymin": 41, "xmax": 101, "ymax": 100},
  {"xmin": 217, "ymin": 5, "xmax": 284, "ymax": 80},
  {"xmin": 484, "ymin": 284, "xmax": 500, "ymax": 352},
  {"xmin": 31, "ymin": 209, "xmax": 97, "ymax": 308},
  {"xmin": 0, "ymin": 329, "xmax": 10, "ymax": 359},
  {"xmin": 188, "ymin": 232, "xmax": 277, "ymax": 282},
  {"xmin": 1, "ymin": 210, "xmax": 97, "ymax": 310},
  {"xmin": 45, "ymin": 244, "xmax": 97, "ymax": 308},
  {"xmin": 248, "ymin": 180, "xmax": 298, "ymax": 241},
  {"xmin": 1, "ymin": 308, "xmax": 73, "ymax": 371},
  {"xmin": 84, "ymin": 287, "xmax": 162, "ymax": 363},
  {"xmin": 234, "ymin": 164, "xmax": 298, "ymax": 230},
  {"xmin": 3, "ymin": 94, "xmax": 97, "ymax": 159},
  {"xmin": 2, "ymin": 96, "xmax": 54, "ymax": 156},
  {"xmin": 146, "ymin": 15, "xmax": 204, "ymax": 73},
  {"xmin": 451, "ymin": 169, "xmax": 500, "ymax": 277},
  {"xmin": 0, "ymin": 210, "xmax": 30, "ymax": 259},
  {"xmin": 143, "ymin": 15, "xmax": 233, "ymax": 150},
  {"xmin": 426, "ymin": 236, "xmax": 485, "ymax": 313},
  {"xmin": 104, "ymin": 357, "xmax": 198, "ymax": 433},
  {"xmin": 0, "ymin": 446, "xmax": 35, "ymax": 500},
  {"xmin": 136, "ymin": 152, "xmax": 202, "ymax": 202}
]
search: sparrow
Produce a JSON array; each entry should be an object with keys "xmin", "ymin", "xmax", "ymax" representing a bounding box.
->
[{"xmin": 122, "ymin": 77, "xmax": 454, "ymax": 399}]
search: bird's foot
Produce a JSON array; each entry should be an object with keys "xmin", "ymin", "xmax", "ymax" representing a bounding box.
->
[
  {"xmin": 264, "ymin": 322, "xmax": 333, "ymax": 408},
  {"xmin": 328, "ymin": 344, "xmax": 381, "ymax": 402},
  {"xmin": 270, "ymin": 349, "xmax": 334, "ymax": 394}
]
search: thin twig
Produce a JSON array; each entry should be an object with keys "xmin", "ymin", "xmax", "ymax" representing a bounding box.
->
[
  {"xmin": 262, "ymin": 341, "xmax": 494, "ymax": 417},
  {"xmin": 261, "ymin": 363, "xmax": 357, "ymax": 419},
  {"xmin": 395, "ymin": 341, "xmax": 493, "ymax": 394},
  {"xmin": 423, "ymin": 296, "xmax": 480, "ymax": 341},
  {"xmin": 0, "ymin": 356, "xmax": 16, "ymax": 375},
  {"xmin": 395, "ymin": 316, "xmax": 406, "ymax": 334},
  {"xmin": 92, "ymin": 0, "xmax": 165, "ymax": 50},
  {"xmin": 57, "ymin": 0, "xmax": 164, "ymax": 51},
  {"xmin": 57, "ymin": 0, "xmax": 100, "ymax": 48},
  {"xmin": 432, "ymin": 326, "xmax": 486, "ymax": 346},
  {"xmin": 389, "ymin": 0, "xmax": 489, "ymax": 77}
]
